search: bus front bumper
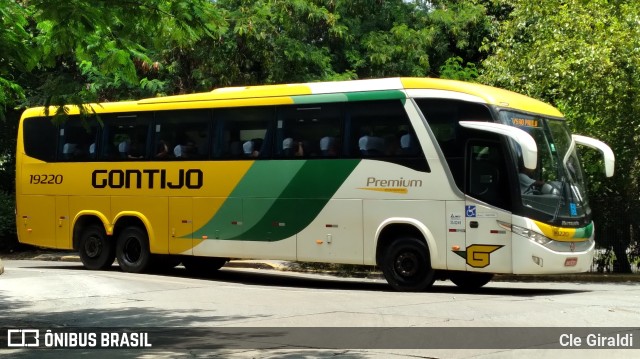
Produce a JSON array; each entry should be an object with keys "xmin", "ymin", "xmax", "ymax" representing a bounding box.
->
[{"xmin": 512, "ymin": 234, "xmax": 595, "ymax": 274}]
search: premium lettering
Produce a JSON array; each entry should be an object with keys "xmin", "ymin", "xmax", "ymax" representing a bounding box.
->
[
  {"xmin": 366, "ymin": 177, "xmax": 423, "ymax": 188},
  {"xmin": 92, "ymin": 169, "xmax": 203, "ymax": 189}
]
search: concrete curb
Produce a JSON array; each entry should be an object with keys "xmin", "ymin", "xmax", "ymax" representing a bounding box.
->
[{"xmin": 0, "ymin": 258, "xmax": 4, "ymax": 275}]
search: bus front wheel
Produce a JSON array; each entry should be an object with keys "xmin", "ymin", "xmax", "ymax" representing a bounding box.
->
[
  {"xmin": 116, "ymin": 226, "xmax": 151, "ymax": 273},
  {"xmin": 78, "ymin": 224, "xmax": 115, "ymax": 270},
  {"xmin": 381, "ymin": 237, "xmax": 435, "ymax": 291}
]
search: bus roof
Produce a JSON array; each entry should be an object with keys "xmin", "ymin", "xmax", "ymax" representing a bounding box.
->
[{"xmin": 22, "ymin": 77, "xmax": 563, "ymax": 118}]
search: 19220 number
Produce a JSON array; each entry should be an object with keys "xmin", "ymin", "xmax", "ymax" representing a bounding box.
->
[{"xmin": 29, "ymin": 174, "xmax": 63, "ymax": 184}]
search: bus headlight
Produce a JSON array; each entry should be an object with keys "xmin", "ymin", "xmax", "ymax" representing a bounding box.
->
[{"xmin": 512, "ymin": 225, "xmax": 552, "ymax": 246}]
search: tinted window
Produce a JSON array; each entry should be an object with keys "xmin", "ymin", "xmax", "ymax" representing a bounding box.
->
[
  {"xmin": 99, "ymin": 113, "xmax": 152, "ymax": 160},
  {"xmin": 468, "ymin": 142, "xmax": 511, "ymax": 209},
  {"xmin": 346, "ymin": 100, "xmax": 428, "ymax": 171},
  {"xmin": 416, "ymin": 99, "xmax": 493, "ymax": 187},
  {"xmin": 214, "ymin": 107, "xmax": 274, "ymax": 159},
  {"xmin": 58, "ymin": 117, "xmax": 100, "ymax": 161},
  {"xmin": 154, "ymin": 110, "xmax": 210, "ymax": 160},
  {"xmin": 23, "ymin": 118, "xmax": 57, "ymax": 162},
  {"xmin": 276, "ymin": 104, "xmax": 342, "ymax": 158}
]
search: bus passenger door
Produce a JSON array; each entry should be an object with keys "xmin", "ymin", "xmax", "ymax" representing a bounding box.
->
[
  {"xmin": 169, "ymin": 197, "xmax": 193, "ymax": 255},
  {"xmin": 463, "ymin": 142, "xmax": 513, "ymax": 273}
]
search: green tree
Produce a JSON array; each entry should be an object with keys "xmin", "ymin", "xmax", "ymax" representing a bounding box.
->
[
  {"xmin": 0, "ymin": 0, "xmax": 34, "ymax": 120},
  {"xmin": 157, "ymin": 0, "xmax": 495, "ymax": 88},
  {"xmin": 24, "ymin": 0, "xmax": 228, "ymax": 109},
  {"xmin": 481, "ymin": 0, "xmax": 640, "ymax": 272}
]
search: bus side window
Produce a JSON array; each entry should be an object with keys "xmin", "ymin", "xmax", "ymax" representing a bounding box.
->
[
  {"xmin": 467, "ymin": 142, "xmax": 511, "ymax": 209},
  {"xmin": 100, "ymin": 113, "xmax": 152, "ymax": 161},
  {"xmin": 346, "ymin": 100, "xmax": 428, "ymax": 172},
  {"xmin": 276, "ymin": 104, "xmax": 342, "ymax": 159},
  {"xmin": 154, "ymin": 110, "xmax": 210, "ymax": 161},
  {"xmin": 415, "ymin": 99, "xmax": 494, "ymax": 189},
  {"xmin": 215, "ymin": 107, "xmax": 274, "ymax": 159},
  {"xmin": 58, "ymin": 117, "xmax": 99, "ymax": 162}
]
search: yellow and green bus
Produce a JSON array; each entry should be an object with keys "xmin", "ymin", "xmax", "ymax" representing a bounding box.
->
[{"xmin": 16, "ymin": 78, "xmax": 614, "ymax": 291}]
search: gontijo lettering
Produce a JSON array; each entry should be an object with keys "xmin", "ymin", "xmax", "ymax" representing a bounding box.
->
[{"xmin": 92, "ymin": 169, "xmax": 203, "ymax": 189}]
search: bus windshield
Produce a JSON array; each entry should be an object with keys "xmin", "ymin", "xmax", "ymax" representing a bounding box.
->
[{"xmin": 502, "ymin": 111, "xmax": 589, "ymax": 221}]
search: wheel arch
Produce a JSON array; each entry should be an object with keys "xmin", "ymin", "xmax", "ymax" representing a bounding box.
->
[
  {"xmin": 72, "ymin": 211, "xmax": 111, "ymax": 251},
  {"xmin": 112, "ymin": 212, "xmax": 153, "ymax": 248},
  {"xmin": 374, "ymin": 218, "xmax": 439, "ymax": 268}
]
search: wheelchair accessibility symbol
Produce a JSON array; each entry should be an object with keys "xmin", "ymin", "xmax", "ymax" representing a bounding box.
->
[{"xmin": 465, "ymin": 205, "xmax": 476, "ymax": 217}]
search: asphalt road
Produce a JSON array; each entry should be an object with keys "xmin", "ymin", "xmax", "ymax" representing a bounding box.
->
[{"xmin": 0, "ymin": 259, "xmax": 639, "ymax": 358}]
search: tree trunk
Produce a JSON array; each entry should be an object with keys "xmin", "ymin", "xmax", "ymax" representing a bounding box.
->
[{"xmin": 612, "ymin": 224, "xmax": 632, "ymax": 273}]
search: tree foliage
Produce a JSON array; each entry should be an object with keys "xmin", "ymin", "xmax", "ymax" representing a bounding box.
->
[
  {"xmin": 0, "ymin": 0, "xmax": 33, "ymax": 120},
  {"xmin": 152, "ymin": 0, "xmax": 495, "ymax": 90}
]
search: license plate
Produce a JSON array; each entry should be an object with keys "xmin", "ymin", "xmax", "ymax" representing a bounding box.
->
[{"xmin": 564, "ymin": 257, "xmax": 578, "ymax": 267}]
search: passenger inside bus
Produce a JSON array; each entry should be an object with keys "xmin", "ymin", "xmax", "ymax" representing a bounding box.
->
[
  {"xmin": 320, "ymin": 136, "xmax": 338, "ymax": 156},
  {"xmin": 283, "ymin": 137, "xmax": 304, "ymax": 157},
  {"xmin": 118, "ymin": 138, "xmax": 130, "ymax": 159},
  {"xmin": 358, "ymin": 135, "xmax": 385, "ymax": 156},
  {"xmin": 243, "ymin": 140, "xmax": 260, "ymax": 158},
  {"xmin": 127, "ymin": 135, "xmax": 146, "ymax": 159},
  {"xmin": 174, "ymin": 140, "xmax": 197, "ymax": 159},
  {"xmin": 519, "ymin": 165, "xmax": 544, "ymax": 194},
  {"xmin": 155, "ymin": 140, "xmax": 170, "ymax": 159}
]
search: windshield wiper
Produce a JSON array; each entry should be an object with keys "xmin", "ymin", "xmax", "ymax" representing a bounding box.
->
[{"xmin": 552, "ymin": 176, "xmax": 567, "ymax": 222}]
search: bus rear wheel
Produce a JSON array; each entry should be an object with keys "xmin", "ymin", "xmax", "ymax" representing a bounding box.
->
[
  {"xmin": 182, "ymin": 256, "xmax": 228, "ymax": 274},
  {"xmin": 381, "ymin": 237, "xmax": 435, "ymax": 292},
  {"xmin": 116, "ymin": 226, "xmax": 151, "ymax": 273},
  {"xmin": 449, "ymin": 272, "xmax": 494, "ymax": 290},
  {"xmin": 78, "ymin": 224, "xmax": 115, "ymax": 270}
]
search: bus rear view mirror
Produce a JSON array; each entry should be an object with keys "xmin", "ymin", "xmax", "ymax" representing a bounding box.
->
[{"xmin": 572, "ymin": 135, "xmax": 615, "ymax": 177}]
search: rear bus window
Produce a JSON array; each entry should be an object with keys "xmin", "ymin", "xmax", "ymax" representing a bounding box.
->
[{"xmin": 23, "ymin": 118, "xmax": 57, "ymax": 162}]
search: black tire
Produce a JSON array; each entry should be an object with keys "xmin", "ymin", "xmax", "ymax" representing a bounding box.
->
[
  {"xmin": 78, "ymin": 224, "xmax": 115, "ymax": 270},
  {"xmin": 182, "ymin": 256, "xmax": 228, "ymax": 274},
  {"xmin": 381, "ymin": 237, "xmax": 435, "ymax": 292},
  {"xmin": 449, "ymin": 271, "xmax": 494, "ymax": 290},
  {"xmin": 116, "ymin": 226, "xmax": 151, "ymax": 273}
]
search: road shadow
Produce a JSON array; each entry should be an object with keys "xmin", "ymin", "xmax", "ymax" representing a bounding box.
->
[{"xmin": 17, "ymin": 261, "xmax": 590, "ymax": 297}]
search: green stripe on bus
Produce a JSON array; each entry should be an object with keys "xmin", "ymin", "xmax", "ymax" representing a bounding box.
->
[
  {"xmin": 292, "ymin": 93, "xmax": 349, "ymax": 104},
  {"xmin": 191, "ymin": 161, "xmax": 305, "ymax": 240},
  {"xmin": 574, "ymin": 222, "xmax": 593, "ymax": 238},
  {"xmin": 233, "ymin": 159, "xmax": 360, "ymax": 241},
  {"xmin": 191, "ymin": 159, "xmax": 360, "ymax": 241},
  {"xmin": 291, "ymin": 90, "xmax": 405, "ymax": 105},
  {"xmin": 345, "ymin": 90, "xmax": 406, "ymax": 102}
]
